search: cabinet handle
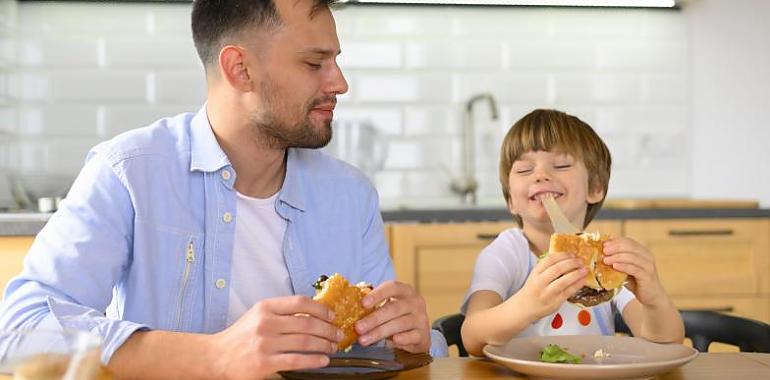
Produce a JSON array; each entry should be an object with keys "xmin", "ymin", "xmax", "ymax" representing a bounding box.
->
[
  {"xmin": 476, "ymin": 233, "xmax": 499, "ymax": 240},
  {"xmin": 681, "ymin": 307, "xmax": 734, "ymax": 313},
  {"xmin": 668, "ymin": 229, "xmax": 734, "ymax": 237}
]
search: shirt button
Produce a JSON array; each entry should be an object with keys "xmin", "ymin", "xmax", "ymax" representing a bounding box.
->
[
  {"xmin": 221, "ymin": 170, "xmax": 231, "ymax": 181},
  {"xmin": 223, "ymin": 212, "xmax": 232, "ymax": 223},
  {"xmin": 215, "ymin": 279, "xmax": 227, "ymax": 289}
]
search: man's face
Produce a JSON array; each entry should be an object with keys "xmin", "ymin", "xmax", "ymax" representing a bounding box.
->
[{"xmin": 245, "ymin": 0, "xmax": 348, "ymax": 149}]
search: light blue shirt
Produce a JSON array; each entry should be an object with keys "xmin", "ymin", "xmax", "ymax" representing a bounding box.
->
[{"xmin": 0, "ymin": 106, "xmax": 447, "ymax": 362}]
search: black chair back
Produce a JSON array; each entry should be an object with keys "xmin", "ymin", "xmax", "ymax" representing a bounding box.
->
[
  {"xmin": 614, "ymin": 309, "xmax": 770, "ymax": 353},
  {"xmin": 434, "ymin": 310, "xmax": 770, "ymax": 356},
  {"xmin": 431, "ymin": 313, "xmax": 468, "ymax": 357}
]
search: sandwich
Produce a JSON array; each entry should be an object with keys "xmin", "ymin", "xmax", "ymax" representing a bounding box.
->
[
  {"xmin": 312, "ymin": 273, "xmax": 374, "ymax": 351},
  {"xmin": 549, "ymin": 232, "xmax": 627, "ymax": 307}
]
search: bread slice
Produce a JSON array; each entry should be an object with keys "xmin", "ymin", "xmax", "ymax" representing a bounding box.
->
[
  {"xmin": 312, "ymin": 273, "xmax": 373, "ymax": 351},
  {"xmin": 548, "ymin": 232, "xmax": 627, "ymax": 291}
]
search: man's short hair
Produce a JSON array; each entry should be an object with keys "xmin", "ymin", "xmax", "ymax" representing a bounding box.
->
[
  {"xmin": 191, "ymin": 0, "xmax": 338, "ymax": 70},
  {"xmin": 499, "ymin": 109, "xmax": 612, "ymax": 228}
]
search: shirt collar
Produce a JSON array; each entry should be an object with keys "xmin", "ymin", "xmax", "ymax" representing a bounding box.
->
[
  {"xmin": 278, "ymin": 148, "xmax": 307, "ymax": 212},
  {"xmin": 190, "ymin": 104, "xmax": 308, "ymax": 212},
  {"xmin": 190, "ymin": 104, "xmax": 231, "ymax": 173}
]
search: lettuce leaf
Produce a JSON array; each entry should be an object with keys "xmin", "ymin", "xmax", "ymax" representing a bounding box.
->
[{"xmin": 539, "ymin": 344, "xmax": 582, "ymax": 364}]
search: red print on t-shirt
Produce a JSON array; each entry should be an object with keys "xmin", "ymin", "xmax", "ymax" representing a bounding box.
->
[
  {"xmin": 578, "ymin": 309, "xmax": 592, "ymax": 326},
  {"xmin": 551, "ymin": 313, "xmax": 563, "ymax": 329}
]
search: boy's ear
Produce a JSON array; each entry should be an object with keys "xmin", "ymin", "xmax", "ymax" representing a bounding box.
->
[{"xmin": 587, "ymin": 183, "xmax": 605, "ymax": 205}]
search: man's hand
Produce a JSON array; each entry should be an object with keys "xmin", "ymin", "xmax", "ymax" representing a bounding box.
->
[
  {"xmin": 209, "ymin": 295, "xmax": 343, "ymax": 380},
  {"xmin": 354, "ymin": 281, "xmax": 430, "ymax": 353}
]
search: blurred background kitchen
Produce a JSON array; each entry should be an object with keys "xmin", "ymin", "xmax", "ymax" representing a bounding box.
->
[
  {"xmin": 1, "ymin": 0, "xmax": 770, "ymax": 343},
  {"xmin": 0, "ymin": 0, "xmax": 767, "ymax": 210}
]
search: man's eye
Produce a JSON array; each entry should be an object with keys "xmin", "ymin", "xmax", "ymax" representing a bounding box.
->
[{"xmin": 306, "ymin": 62, "xmax": 322, "ymax": 70}]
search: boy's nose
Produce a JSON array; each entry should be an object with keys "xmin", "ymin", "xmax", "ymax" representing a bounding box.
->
[{"xmin": 534, "ymin": 171, "xmax": 552, "ymax": 183}]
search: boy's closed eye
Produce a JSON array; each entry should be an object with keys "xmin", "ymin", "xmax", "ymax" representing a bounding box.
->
[{"xmin": 513, "ymin": 165, "xmax": 534, "ymax": 175}]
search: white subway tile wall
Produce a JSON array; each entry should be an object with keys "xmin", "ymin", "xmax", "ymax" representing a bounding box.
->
[
  {"xmin": 5, "ymin": 2, "xmax": 689, "ymax": 207},
  {"xmin": 0, "ymin": 0, "xmax": 16, "ymax": 174}
]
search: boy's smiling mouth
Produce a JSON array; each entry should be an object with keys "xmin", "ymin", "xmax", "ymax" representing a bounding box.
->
[{"xmin": 530, "ymin": 191, "xmax": 563, "ymax": 202}]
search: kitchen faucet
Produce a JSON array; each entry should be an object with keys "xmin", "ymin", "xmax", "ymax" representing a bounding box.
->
[{"xmin": 450, "ymin": 93, "xmax": 499, "ymax": 205}]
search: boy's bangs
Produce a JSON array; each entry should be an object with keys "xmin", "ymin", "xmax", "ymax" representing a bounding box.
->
[{"xmin": 506, "ymin": 122, "xmax": 585, "ymax": 163}]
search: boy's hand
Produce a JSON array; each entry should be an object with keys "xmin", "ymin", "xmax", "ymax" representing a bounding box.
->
[
  {"xmin": 602, "ymin": 237, "xmax": 667, "ymax": 307},
  {"xmin": 518, "ymin": 252, "xmax": 587, "ymax": 320}
]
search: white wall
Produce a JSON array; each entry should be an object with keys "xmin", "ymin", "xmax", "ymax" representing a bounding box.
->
[
  {"xmin": 687, "ymin": 0, "xmax": 770, "ymax": 208},
  {"xmin": 2, "ymin": 2, "xmax": 693, "ymax": 208}
]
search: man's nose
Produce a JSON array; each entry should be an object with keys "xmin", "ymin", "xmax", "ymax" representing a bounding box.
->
[{"xmin": 326, "ymin": 62, "xmax": 349, "ymax": 95}]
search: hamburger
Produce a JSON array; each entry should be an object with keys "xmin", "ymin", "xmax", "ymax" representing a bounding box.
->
[
  {"xmin": 312, "ymin": 273, "xmax": 374, "ymax": 351},
  {"xmin": 549, "ymin": 232, "xmax": 627, "ymax": 307}
]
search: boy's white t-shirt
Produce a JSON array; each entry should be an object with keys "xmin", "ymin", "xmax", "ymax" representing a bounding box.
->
[
  {"xmin": 461, "ymin": 228, "xmax": 635, "ymax": 337},
  {"xmin": 227, "ymin": 191, "xmax": 292, "ymax": 325}
]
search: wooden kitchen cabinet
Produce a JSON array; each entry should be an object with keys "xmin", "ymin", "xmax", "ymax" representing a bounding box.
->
[
  {"xmin": 624, "ymin": 219, "xmax": 770, "ymax": 323},
  {"xmin": 0, "ymin": 236, "xmax": 34, "ymax": 294},
  {"xmin": 389, "ymin": 220, "xmax": 623, "ymax": 323}
]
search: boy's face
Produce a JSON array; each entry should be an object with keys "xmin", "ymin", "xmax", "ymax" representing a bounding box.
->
[{"xmin": 507, "ymin": 150, "xmax": 604, "ymax": 231}]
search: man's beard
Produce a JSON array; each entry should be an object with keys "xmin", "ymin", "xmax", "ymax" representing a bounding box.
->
[{"xmin": 255, "ymin": 80, "xmax": 334, "ymax": 150}]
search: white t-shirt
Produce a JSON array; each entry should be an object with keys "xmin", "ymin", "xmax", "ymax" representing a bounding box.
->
[
  {"xmin": 461, "ymin": 228, "xmax": 635, "ymax": 337},
  {"xmin": 226, "ymin": 191, "xmax": 292, "ymax": 325}
]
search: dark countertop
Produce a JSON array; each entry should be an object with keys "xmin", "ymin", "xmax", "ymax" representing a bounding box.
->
[
  {"xmin": 2, "ymin": 208, "xmax": 770, "ymax": 236},
  {"xmin": 381, "ymin": 207, "xmax": 770, "ymax": 223},
  {"xmin": 0, "ymin": 213, "xmax": 50, "ymax": 236}
]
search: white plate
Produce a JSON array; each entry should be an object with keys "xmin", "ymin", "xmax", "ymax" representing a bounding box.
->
[{"xmin": 483, "ymin": 335, "xmax": 698, "ymax": 380}]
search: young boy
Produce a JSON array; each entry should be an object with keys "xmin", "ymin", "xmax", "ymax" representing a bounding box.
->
[{"xmin": 460, "ymin": 109, "xmax": 684, "ymax": 356}]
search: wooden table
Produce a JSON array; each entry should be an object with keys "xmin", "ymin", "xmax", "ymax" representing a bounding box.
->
[
  {"xmin": 391, "ymin": 353, "xmax": 770, "ymax": 380},
  {"xmin": 2, "ymin": 353, "xmax": 768, "ymax": 379}
]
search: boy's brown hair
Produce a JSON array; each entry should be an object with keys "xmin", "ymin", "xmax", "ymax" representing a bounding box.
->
[{"xmin": 499, "ymin": 109, "xmax": 611, "ymax": 228}]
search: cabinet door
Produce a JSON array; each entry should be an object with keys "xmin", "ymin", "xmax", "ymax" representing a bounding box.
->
[
  {"xmin": 390, "ymin": 222, "xmax": 513, "ymax": 322},
  {"xmin": 624, "ymin": 219, "xmax": 770, "ymax": 323},
  {"xmin": 625, "ymin": 219, "xmax": 769, "ymax": 296},
  {"xmin": 586, "ymin": 219, "xmax": 623, "ymax": 237},
  {"xmin": 0, "ymin": 237, "xmax": 34, "ymax": 294}
]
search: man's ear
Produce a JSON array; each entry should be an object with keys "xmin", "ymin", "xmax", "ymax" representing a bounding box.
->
[
  {"xmin": 218, "ymin": 45, "xmax": 253, "ymax": 92},
  {"xmin": 587, "ymin": 183, "xmax": 605, "ymax": 205}
]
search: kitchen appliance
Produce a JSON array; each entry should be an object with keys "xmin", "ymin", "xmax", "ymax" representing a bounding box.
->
[{"xmin": 325, "ymin": 119, "xmax": 388, "ymax": 179}]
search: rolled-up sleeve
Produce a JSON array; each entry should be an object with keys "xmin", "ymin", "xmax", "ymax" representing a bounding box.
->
[{"xmin": 0, "ymin": 143, "xmax": 147, "ymax": 363}]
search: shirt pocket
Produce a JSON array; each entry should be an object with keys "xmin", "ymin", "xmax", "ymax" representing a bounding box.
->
[
  {"xmin": 172, "ymin": 234, "xmax": 200, "ymax": 331},
  {"xmin": 133, "ymin": 220, "xmax": 203, "ymax": 331}
]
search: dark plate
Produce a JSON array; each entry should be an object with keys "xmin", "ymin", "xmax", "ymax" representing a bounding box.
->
[{"xmin": 278, "ymin": 346, "xmax": 432, "ymax": 380}]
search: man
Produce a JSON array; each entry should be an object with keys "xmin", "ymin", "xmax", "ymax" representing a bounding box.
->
[{"xmin": 0, "ymin": 0, "xmax": 447, "ymax": 378}]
